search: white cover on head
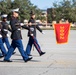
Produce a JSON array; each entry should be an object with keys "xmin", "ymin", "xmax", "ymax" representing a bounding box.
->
[
  {"xmin": 1, "ymin": 14, "xmax": 7, "ymax": 18},
  {"xmin": 11, "ymin": 8, "xmax": 19, "ymax": 12}
]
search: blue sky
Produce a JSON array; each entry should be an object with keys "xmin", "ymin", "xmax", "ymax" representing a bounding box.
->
[{"xmin": 30, "ymin": 0, "xmax": 63, "ymax": 9}]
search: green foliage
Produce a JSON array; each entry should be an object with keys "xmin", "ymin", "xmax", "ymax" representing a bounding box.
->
[
  {"xmin": 49, "ymin": 0, "xmax": 76, "ymax": 22},
  {"xmin": 0, "ymin": 0, "xmax": 42, "ymax": 20}
]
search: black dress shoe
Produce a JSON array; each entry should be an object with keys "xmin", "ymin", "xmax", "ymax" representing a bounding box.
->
[
  {"xmin": 27, "ymin": 54, "xmax": 32, "ymax": 56},
  {"xmin": 3, "ymin": 59, "xmax": 12, "ymax": 62},
  {"xmin": 12, "ymin": 52, "xmax": 16, "ymax": 55},
  {"xmin": 40, "ymin": 52, "xmax": 46, "ymax": 56},
  {"xmin": 0, "ymin": 55, "xmax": 4, "ymax": 58},
  {"xmin": 24, "ymin": 57, "xmax": 33, "ymax": 62}
]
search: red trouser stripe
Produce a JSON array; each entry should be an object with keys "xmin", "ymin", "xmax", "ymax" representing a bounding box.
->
[
  {"xmin": 34, "ymin": 41, "xmax": 41, "ymax": 53},
  {"xmin": 32, "ymin": 36, "xmax": 41, "ymax": 53}
]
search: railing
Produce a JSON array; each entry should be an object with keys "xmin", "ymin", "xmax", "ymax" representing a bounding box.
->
[{"xmin": 24, "ymin": 23, "xmax": 52, "ymax": 26}]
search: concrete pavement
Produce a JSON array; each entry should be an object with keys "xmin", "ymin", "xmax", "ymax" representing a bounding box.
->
[{"xmin": 0, "ymin": 30, "xmax": 76, "ymax": 75}]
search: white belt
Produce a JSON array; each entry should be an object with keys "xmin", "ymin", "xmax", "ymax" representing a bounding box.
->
[
  {"xmin": 0, "ymin": 34, "xmax": 2, "ymax": 38},
  {"xmin": 4, "ymin": 29, "xmax": 8, "ymax": 31},
  {"xmin": 18, "ymin": 28, "xmax": 21, "ymax": 30}
]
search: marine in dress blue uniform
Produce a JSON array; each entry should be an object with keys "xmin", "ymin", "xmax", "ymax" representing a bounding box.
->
[
  {"xmin": 0, "ymin": 22, "xmax": 7, "ymax": 57},
  {"xmin": 25, "ymin": 11, "xmax": 45, "ymax": 56},
  {"xmin": 1, "ymin": 14, "xmax": 16, "ymax": 55},
  {"xmin": 1, "ymin": 14, "xmax": 11, "ymax": 50},
  {"xmin": 4, "ymin": 8, "xmax": 32, "ymax": 62}
]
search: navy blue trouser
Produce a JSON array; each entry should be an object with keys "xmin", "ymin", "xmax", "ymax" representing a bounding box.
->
[
  {"xmin": 4, "ymin": 39, "xmax": 29, "ymax": 61},
  {"xmin": 0, "ymin": 38, "xmax": 7, "ymax": 55},
  {"xmin": 2, "ymin": 37, "xmax": 10, "ymax": 50},
  {"xmin": 25, "ymin": 36, "xmax": 42, "ymax": 55}
]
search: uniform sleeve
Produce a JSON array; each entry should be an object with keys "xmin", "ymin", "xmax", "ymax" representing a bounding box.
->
[
  {"xmin": 22, "ymin": 25, "xmax": 30, "ymax": 30},
  {"xmin": 8, "ymin": 26, "xmax": 12, "ymax": 32},
  {"xmin": 10, "ymin": 19, "xmax": 17, "ymax": 32},
  {"xmin": 0, "ymin": 23, "xmax": 2, "ymax": 34},
  {"xmin": 36, "ymin": 25, "xmax": 42, "ymax": 33},
  {"xmin": 28, "ymin": 19, "xmax": 31, "ymax": 23}
]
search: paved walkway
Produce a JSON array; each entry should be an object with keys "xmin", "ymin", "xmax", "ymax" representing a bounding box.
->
[{"xmin": 0, "ymin": 30, "xmax": 76, "ymax": 75}]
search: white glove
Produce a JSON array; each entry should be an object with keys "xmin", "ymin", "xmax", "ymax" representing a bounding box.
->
[
  {"xmin": 42, "ymin": 32, "xmax": 45, "ymax": 34},
  {"xmin": 0, "ymin": 34, "xmax": 2, "ymax": 38},
  {"xmin": 20, "ymin": 23, "xmax": 24, "ymax": 26},
  {"xmin": 30, "ymin": 34, "xmax": 33, "ymax": 36},
  {"xmin": 7, "ymin": 34, "xmax": 10, "ymax": 37}
]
